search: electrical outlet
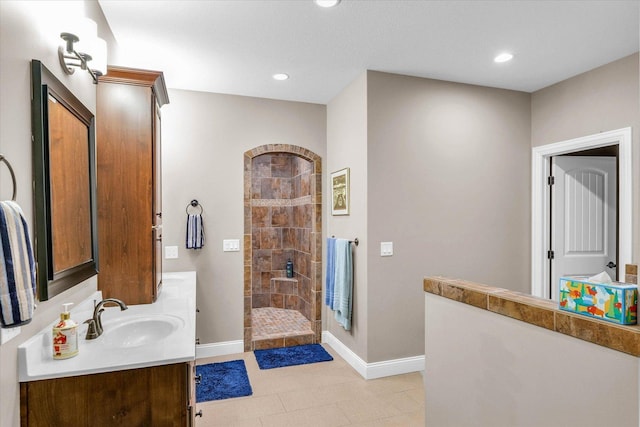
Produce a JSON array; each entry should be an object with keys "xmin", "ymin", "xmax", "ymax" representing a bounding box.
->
[{"xmin": 165, "ymin": 246, "xmax": 178, "ymax": 259}]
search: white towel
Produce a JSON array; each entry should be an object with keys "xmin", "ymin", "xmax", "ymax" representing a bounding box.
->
[
  {"xmin": 0, "ymin": 201, "xmax": 36, "ymax": 327},
  {"xmin": 186, "ymin": 213, "xmax": 205, "ymax": 249}
]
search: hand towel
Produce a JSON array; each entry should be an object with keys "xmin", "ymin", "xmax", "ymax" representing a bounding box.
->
[
  {"xmin": 0, "ymin": 201, "xmax": 36, "ymax": 328},
  {"xmin": 186, "ymin": 213, "xmax": 205, "ymax": 249},
  {"xmin": 325, "ymin": 237, "xmax": 336, "ymax": 308},
  {"xmin": 332, "ymin": 238, "xmax": 353, "ymax": 331}
]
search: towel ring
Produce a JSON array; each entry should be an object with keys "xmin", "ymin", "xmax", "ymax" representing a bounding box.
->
[
  {"xmin": 0, "ymin": 154, "xmax": 16, "ymax": 201},
  {"xmin": 186, "ymin": 199, "xmax": 203, "ymax": 215}
]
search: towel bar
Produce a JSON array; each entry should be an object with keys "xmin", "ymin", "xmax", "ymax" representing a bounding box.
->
[
  {"xmin": 331, "ymin": 235, "xmax": 359, "ymax": 246},
  {"xmin": 0, "ymin": 154, "xmax": 16, "ymax": 201}
]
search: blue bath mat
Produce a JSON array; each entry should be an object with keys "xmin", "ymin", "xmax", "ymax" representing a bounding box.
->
[
  {"xmin": 254, "ymin": 344, "xmax": 333, "ymax": 370},
  {"xmin": 196, "ymin": 360, "xmax": 253, "ymax": 402}
]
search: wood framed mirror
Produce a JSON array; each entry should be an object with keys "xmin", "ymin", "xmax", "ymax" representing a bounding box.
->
[{"xmin": 31, "ymin": 60, "xmax": 98, "ymax": 301}]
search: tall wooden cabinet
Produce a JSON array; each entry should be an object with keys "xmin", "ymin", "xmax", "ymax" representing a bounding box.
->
[{"xmin": 97, "ymin": 67, "xmax": 169, "ymax": 304}]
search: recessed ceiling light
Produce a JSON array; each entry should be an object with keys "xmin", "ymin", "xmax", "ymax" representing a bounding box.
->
[
  {"xmin": 494, "ymin": 52, "xmax": 514, "ymax": 63},
  {"xmin": 273, "ymin": 73, "xmax": 289, "ymax": 81},
  {"xmin": 315, "ymin": 0, "xmax": 341, "ymax": 8}
]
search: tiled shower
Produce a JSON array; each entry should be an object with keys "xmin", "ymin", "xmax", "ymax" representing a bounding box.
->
[{"xmin": 243, "ymin": 145, "xmax": 322, "ymax": 351}]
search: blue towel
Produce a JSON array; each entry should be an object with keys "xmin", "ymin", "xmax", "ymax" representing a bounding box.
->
[
  {"xmin": 332, "ymin": 238, "xmax": 353, "ymax": 330},
  {"xmin": 325, "ymin": 237, "xmax": 336, "ymax": 308},
  {"xmin": 186, "ymin": 213, "xmax": 205, "ymax": 249},
  {"xmin": 0, "ymin": 201, "xmax": 36, "ymax": 328}
]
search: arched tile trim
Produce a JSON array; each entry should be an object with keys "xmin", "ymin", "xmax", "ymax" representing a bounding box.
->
[{"xmin": 243, "ymin": 144, "xmax": 322, "ymax": 351}]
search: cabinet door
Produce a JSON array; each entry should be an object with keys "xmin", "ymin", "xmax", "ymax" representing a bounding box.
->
[
  {"xmin": 97, "ymin": 83, "xmax": 154, "ymax": 304},
  {"xmin": 21, "ymin": 363, "xmax": 189, "ymax": 427}
]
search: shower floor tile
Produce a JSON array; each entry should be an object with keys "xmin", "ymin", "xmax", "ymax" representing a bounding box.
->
[{"xmin": 252, "ymin": 307, "xmax": 313, "ymax": 340}]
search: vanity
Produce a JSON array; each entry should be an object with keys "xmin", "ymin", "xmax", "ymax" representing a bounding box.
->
[{"xmin": 18, "ymin": 272, "xmax": 197, "ymax": 427}]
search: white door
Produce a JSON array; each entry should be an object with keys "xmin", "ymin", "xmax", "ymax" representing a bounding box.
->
[{"xmin": 550, "ymin": 156, "xmax": 617, "ymax": 300}]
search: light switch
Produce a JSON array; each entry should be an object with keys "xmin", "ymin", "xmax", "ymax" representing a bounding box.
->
[
  {"xmin": 165, "ymin": 246, "xmax": 178, "ymax": 259},
  {"xmin": 223, "ymin": 239, "xmax": 240, "ymax": 252},
  {"xmin": 380, "ymin": 242, "xmax": 393, "ymax": 257}
]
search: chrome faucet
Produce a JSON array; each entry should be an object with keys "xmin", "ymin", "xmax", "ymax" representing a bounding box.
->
[{"xmin": 84, "ymin": 298, "xmax": 128, "ymax": 340}]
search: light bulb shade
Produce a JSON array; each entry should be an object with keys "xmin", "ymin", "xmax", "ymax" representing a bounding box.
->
[
  {"xmin": 89, "ymin": 38, "xmax": 108, "ymax": 76},
  {"xmin": 73, "ymin": 18, "xmax": 98, "ymax": 54}
]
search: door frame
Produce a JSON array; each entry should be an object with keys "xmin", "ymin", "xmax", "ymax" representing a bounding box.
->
[{"xmin": 531, "ymin": 127, "xmax": 632, "ymax": 299}]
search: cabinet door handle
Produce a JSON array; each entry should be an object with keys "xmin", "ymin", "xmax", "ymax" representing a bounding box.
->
[{"xmin": 195, "ymin": 410, "xmax": 203, "ymax": 418}]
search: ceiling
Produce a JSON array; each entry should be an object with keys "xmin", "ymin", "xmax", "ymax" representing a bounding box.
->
[{"xmin": 98, "ymin": 0, "xmax": 639, "ymax": 105}]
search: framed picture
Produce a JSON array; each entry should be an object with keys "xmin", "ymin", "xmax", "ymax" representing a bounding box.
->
[{"xmin": 331, "ymin": 167, "xmax": 350, "ymax": 215}]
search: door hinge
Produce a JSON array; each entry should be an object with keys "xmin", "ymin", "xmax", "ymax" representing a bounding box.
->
[
  {"xmin": 547, "ymin": 176, "xmax": 555, "ymax": 186},
  {"xmin": 547, "ymin": 250, "xmax": 555, "ymax": 260}
]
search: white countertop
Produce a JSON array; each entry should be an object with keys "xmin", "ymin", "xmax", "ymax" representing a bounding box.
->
[{"xmin": 18, "ymin": 271, "xmax": 196, "ymax": 382}]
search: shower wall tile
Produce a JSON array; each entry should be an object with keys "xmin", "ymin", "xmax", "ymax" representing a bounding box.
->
[
  {"xmin": 243, "ymin": 234, "xmax": 251, "ymax": 264},
  {"xmin": 272, "ymin": 249, "xmax": 294, "ymax": 272},
  {"xmin": 244, "ymin": 327, "xmax": 252, "ymax": 352},
  {"xmin": 298, "ymin": 228, "xmax": 311, "ymax": 253},
  {"xmin": 299, "ymin": 275, "xmax": 311, "ymax": 302},
  {"xmin": 244, "ymin": 207, "xmax": 251, "ymax": 233},
  {"xmin": 272, "ymin": 278, "xmax": 295, "ymax": 295},
  {"xmin": 260, "ymin": 228, "xmax": 282, "ymax": 249},
  {"xmin": 283, "ymin": 227, "xmax": 296, "ymax": 249},
  {"xmin": 252, "ymin": 206, "xmax": 270, "ymax": 227},
  {"xmin": 245, "ymin": 296, "xmax": 253, "ymax": 322},
  {"xmin": 313, "ymin": 203, "xmax": 322, "ymax": 231},
  {"xmin": 292, "ymin": 174, "xmax": 302, "ymax": 198},
  {"xmin": 272, "ymin": 206, "xmax": 292, "ymax": 227},
  {"xmin": 253, "ymin": 249, "xmax": 272, "ymax": 272},
  {"xmin": 251, "ymin": 177, "xmax": 262, "ymax": 199},
  {"xmin": 295, "ymin": 250, "xmax": 310, "ymax": 278},
  {"xmin": 253, "ymin": 293, "xmax": 270, "ymax": 308},
  {"xmin": 300, "ymin": 172, "xmax": 311, "ymax": 197},
  {"xmin": 251, "ymin": 229, "xmax": 260, "ymax": 249},
  {"xmin": 271, "ymin": 154, "xmax": 292, "ymax": 177},
  {"xmin": 285, "ymin": 294, "xmax": 299, "ymax": 310},
  {"xmin": 270, "ymin": 293, "xmax": 284, "ymax": 308},
  {"xmin": 252, "ymin": 154, "xmax": 271, "ymax": 178}
]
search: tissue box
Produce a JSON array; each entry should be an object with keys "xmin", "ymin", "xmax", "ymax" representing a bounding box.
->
[{"xmin": 559, "ymin": 277, "xmax": 637, "ymax": 325}]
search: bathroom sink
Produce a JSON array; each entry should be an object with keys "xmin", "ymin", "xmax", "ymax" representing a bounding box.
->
[{"xmin": 101, "ymin": 315, "xmax": 184, "ymax": 349}]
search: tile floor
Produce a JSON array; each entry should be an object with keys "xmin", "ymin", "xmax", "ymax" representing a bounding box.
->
[
  {"xmin": 252, "ymin": 307, "xmax": 313, "ymax": 340},
  {"xmin": 195, "ymin": 344, "xmax": 425, "ymax": 426}
]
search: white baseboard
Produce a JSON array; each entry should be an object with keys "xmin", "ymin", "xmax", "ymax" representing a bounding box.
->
[
  {"xmin": 196, "ymin": 340, "xmax": 244, "ymax": 359},
  {"xmin": 322, "ymin": 331, "xmax": 425, "ymax": 380}
]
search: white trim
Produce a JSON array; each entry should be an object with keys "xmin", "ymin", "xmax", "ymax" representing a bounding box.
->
[
  {"xmin": 322, "ymin": 331, "xmax": 425, "ymax": 380},
  {"xmin": 195, "ymin": 340, "xmax": 244, "ymax": 359},
  {"xmin": 531, "ymin": 127, "xmax": 632, "ymax": 299}
]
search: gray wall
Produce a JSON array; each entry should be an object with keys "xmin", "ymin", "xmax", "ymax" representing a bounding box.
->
[
  {"xmin": 325, "ymin": 73, "xmax": 370, "ymax": 360},
  {"xmin": 531, "ymin": 53, "xmax": 640, "ymax": 262},
  {"xmin": 0, "ymin": 2, "xmax": 118, "ymax": 426},
  {"xmin": 365, "ymin": 71, "xmax": 532, "ymax": 362},
  {"xmin": 160, "ymin": 89, "xmax": 326, "ymax": 344}
]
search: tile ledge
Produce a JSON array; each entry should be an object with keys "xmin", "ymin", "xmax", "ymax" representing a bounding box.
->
[{"xmin": 424, "ymin": 276, "xmax": 639, "ymax": 357}]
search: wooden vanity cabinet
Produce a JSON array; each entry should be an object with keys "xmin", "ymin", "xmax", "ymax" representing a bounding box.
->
[
  {"xmin": 20, "ymin": 362, "xmax": 196, "ymax": 427},
  {"xmin": 97, "ymin": 67, "xmax": 169, "ymax": 304}
]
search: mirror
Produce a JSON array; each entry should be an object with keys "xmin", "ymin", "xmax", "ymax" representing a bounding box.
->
[{"xmin": 31, "ymin": 60, "xmax": 98, "ymax": 301}]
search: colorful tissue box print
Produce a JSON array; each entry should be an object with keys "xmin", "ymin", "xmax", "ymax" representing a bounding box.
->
[{"xmin": 559, "ymin": 278, "xmax": 638, "ymax": 325}]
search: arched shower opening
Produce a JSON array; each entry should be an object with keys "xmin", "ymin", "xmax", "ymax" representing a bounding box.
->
[{"xmin": 243, "ymin": 145, "xmax": 322, "ymax": 351}]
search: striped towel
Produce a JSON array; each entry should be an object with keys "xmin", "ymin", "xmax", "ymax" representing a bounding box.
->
[
  {"xmin": 0, "ymin": 201, "xmax": 36, "ymax": 328},
  {"xmin": 186, "ymin": 213, "xmax": 205, "ymax": 249}
]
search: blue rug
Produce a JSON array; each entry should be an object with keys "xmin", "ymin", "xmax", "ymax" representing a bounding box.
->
[
  {"xmin": 254, "ymin": 344, "xmax": 334, "ymax": 370},
  {"xmin": 196, "ymin": 360, "xmax": 253, "ymax": 402}
]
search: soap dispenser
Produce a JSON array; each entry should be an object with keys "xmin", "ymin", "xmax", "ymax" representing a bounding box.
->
[
  {"xmin": 52, "ymin": 303, "xmax": 78, "ymax": 360},
  {"xmin": 286, "ymin": 259, "xmax": 294, "ymax": 278}
]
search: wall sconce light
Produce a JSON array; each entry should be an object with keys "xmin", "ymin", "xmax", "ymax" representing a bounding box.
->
[{"xmin": 58, "ymin": 18, "xmax": 107, "ymax": 84}]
